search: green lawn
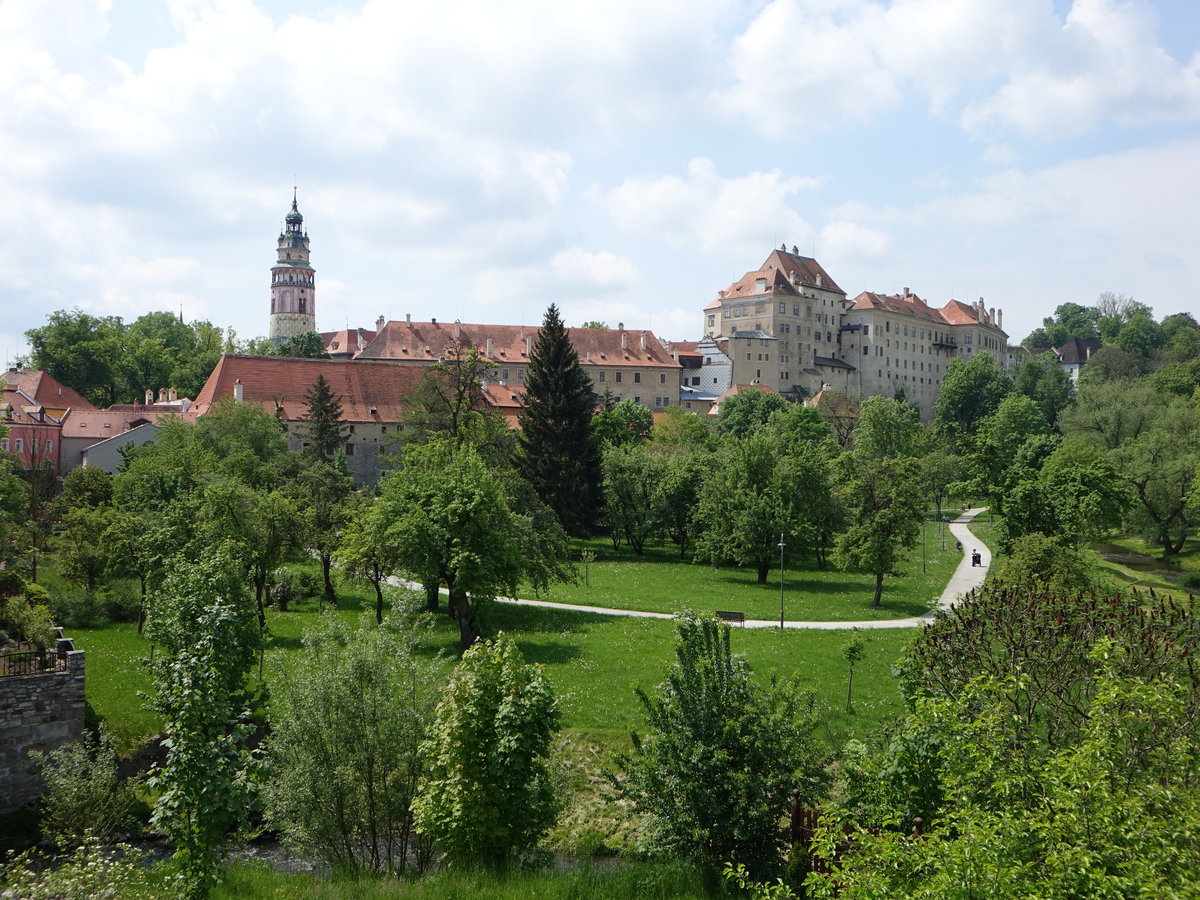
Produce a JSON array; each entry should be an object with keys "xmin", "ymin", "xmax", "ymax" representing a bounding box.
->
[
  {"xmin": 73, "ymin": 571, "xmax": 914, "ymax": 755},
  {"xmin": 528, "ymin": 517, "xmax": 958, "ymax": 622}
]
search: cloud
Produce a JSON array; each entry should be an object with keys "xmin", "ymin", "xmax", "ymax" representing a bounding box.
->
[
  {"xmin": 714, "ymin": 0, "xmax": 1200, "ymax": 140},
  {"xmin": 602, "ymin": 158, "xmax": 821, "ymax": 257}
]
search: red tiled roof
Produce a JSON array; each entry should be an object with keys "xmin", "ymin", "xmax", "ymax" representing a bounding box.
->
[
  {"xmin": 60, "ymin": 407, "xmax": 172, "ymax": 440},
  {"xmin": 320, "ymin": 328, "xmax": 377, "ymax": 356},
  {"xmin": 191, "ymin": 355, "xmax": 428, "ymax": 422},
  {"xmin": 1, "ymin": 368, "xmax": 96, "ymax": 412},
  {"xmin": 714, "ymin": 247, "xmax": 846, "ymax": 302},
  {"xmin": 358, "ymin": 321, "xmax": 680, "ymax": 370},
  {"xmin": 848, "ymin": 291, "xmax": 1004, "ymax": 333},
  {"xmin": 939, "ymin": 299, "xmax": 984, "ymax": 325}
]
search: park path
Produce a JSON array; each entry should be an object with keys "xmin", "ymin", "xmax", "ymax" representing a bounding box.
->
[{"xmin": 475, "ymin": 507, "xmax": 992, "ymax": 631}]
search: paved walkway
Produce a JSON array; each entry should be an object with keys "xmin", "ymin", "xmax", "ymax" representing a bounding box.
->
[{"xmin": 466, "ymin": 507, "xmax": 991, "ymax": 631}]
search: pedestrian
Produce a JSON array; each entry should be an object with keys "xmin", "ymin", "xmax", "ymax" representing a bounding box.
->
[{"xmin": 971, "ymin": 549, "xmax": 981, "ymax": 567}]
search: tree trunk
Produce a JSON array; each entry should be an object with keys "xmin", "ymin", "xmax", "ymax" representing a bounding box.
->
[
  {"xmin": 448, "ymin": 589, "xmax": 481, "ymax": 651},
  {"xmin": 374, "ymin": 578, "xmax": 385, "ymax": 625},
  {"xmin": 321, "ymin": 553, "xmax": 336, "ymax": 607},
  {"xmin": 872, "ymin": 571, "xmax": 884, "ymax": 608},
  {"xmin": 136, "ymin": 574, "xmax": 147, "ymax": 634},
  {"xmin": 254, "ymin": 577, "xmax": 267, "ymax": 630},
  {"xmin": 757, "ymin": 562, "xmax": 769, "ymax": 585},
  {"xmin": 425, "ymin": 581, "xmax": 440, "ymax": 613}
]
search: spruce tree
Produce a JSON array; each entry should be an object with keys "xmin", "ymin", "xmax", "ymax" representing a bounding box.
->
[
  {"xmin": 302, "ymin": 373, "xmax": 347, "ymax": 460},
  {"xmin": 517, "ymin": 304, "xmax": 602, "ymax": 536}
]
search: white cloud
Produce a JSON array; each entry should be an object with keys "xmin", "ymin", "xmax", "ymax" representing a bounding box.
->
[
  {"xmin": 472, "ymin": 247, "xmax": 639, "ymax": 307},
  {"xmin": 602, "ymin": 158, "xmax": 821, "ymax": 257},
  {"xmin": 715, "ymin": 0, "xmax": 1200, "ymax": 139}
]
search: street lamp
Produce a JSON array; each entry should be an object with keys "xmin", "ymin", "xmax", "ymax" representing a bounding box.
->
[
  {"xmin": 941, "ymin": 515, "xmax": 948, "ymax": 551},
  {"xmin": 778, "ymin": 532, "xmax": 786, "ymax": 630}
]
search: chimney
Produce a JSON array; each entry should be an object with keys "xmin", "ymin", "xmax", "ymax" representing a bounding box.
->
[
  {"xmin": 816, "ymin": 273, "xmax": 823, "ymax": 287},
  {"xmin": 903, "ymin": 287, "xmax": 910, "ymax": 298},
  {"xmin": 673, "ymin": 350, "xmax": 679, "ymax": 362},
  {"xmin": 233, "ymin": 379, "xmax": 243, "ymax": 403},
  {"xmin": 989, "ymin": 307, "xmax": 995, "ymax": 324},
  {"xmin": 168, "ymin": 387, "xmax": 177, "ymax": 402},
  {"xmin": 640, "ymin": 333, "xmax": 648, "ymax": 351},
  {"xmin": 792, "ymin": 245, "xmax": 798, "ymax": 255},
  {"xmin": 585, "ymin": 351, "xmax": 591, "ymax": 362},
  {"xmin": 144, "ymin": 389, "xmax": 153, "ymax": 405},
  {"xmin": 453, "ymin": 320, "xmax": 461, "ymax": 339},
  {"xmin": 621, "ymin": 332, "xmax": 628, "ymax": 351},
  {"xmin": 157, "ymin": 388, "xmax": 167, "ymax": 403},
  {"xmin": 998, "ymin": 309, "xmax": 1003, "ymax": 329},
  {"xmin": 618, "ymin": 322, "xmax": 624, "ymax": 331},
  {"xmin": 524, "ymin": 337, "xmax": 532, "ymax": 357},
  {"xmin": 406, "ymin": 314, "xmax": 412, "ymax": 328},
  {"xmin": 376, "ymin": 315, "xmax": 385, "ymax": 331},
  {"xmin": 486, "ymin": 338, "xmax": 494, "ymax": 358}
]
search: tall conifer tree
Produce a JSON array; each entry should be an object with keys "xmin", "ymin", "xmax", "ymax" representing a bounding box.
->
[
  {"xmin": 301, "ymin": 373, "xmax": 347, "ymax": 460},
  {"xmin": 517, "ymin": 305, "xmax": 602, "ymax": 536}
]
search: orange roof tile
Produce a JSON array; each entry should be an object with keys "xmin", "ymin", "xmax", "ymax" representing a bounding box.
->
[
  {"xmin": 1, "ymin": 368, "xmax": 96, "ymax": 411},
  {"xmin": 358, "ymin": 321, "xmax": 681, "ymax": 370},
  {"xmin": 191, "ymin": 355, "xmax": 428, "ymax": 422}
]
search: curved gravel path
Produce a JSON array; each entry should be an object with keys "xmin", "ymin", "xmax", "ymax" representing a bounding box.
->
[{"xmin": 479, "ymin": 507, "xmax": 992, "ymax": 631}]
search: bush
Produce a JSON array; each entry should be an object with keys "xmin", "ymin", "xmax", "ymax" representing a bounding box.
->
[
  {"xmin": 414, "ymin": 634, "xmax": 560, "ymax": 869},
  {"xmin": 47, "ymin": 587, "xmax": 103, "ymax": 629},
  {"xmin": 1179, "ymin": 571, "xmax": 1200, "ymax": 590},
  {"xmin": 263, "ymin": 613, "xmax": 440, "ymax": 875},
  {"xmin": 1, "ymin": 596, "xmax": 57, "ymax": 649},
  {"xmin": 30, "ymin": 727, "xmax": 142, "ymax": 845},
  {"xmin": 0, "ymin": 838, "xmax": 160, "ymax": 900},
  {"xmin": 267, "ymin": 566, "xmax": 320, "ymax": 611},
  {"xmin": 613, "ymin": 614, "xmax": 826, "ymax": 879}
]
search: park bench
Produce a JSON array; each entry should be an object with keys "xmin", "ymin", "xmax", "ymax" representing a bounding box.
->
[{"xmin": 716, "ymin": 610, "xmax": 746, "ymax": 627}]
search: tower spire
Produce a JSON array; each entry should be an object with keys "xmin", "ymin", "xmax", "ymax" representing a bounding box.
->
[{"xmin": 269, "ymin": 188, "xmax": 316, "ymax": 345}]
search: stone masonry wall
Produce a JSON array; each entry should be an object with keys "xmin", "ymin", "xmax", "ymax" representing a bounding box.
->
[{"xmin": 0, "ymin": 647, "xmax": 85, "ymax": 814}]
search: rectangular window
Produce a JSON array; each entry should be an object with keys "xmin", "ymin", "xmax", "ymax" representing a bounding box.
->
[
  {"xmin": 599, "ymin": 371, "xmax": 606, "ymax": 382},
  {"xmin": 634, "ymin": 396, "xmax": 641, "ymax": 404},
  {"xmin": 886, "ymin": 321, "xmax": 891, "ymax": 333},
  {"xmin": 501, "ymin": 368, "xmax": 509, "ymax": 380},
  {"xmin": 779, "ymin": 302, "xmax": 786, "ymax": 314},
  {"xmin": 655, "ymin": 397, "xmax": 662, "ymax": 407},
  {"xmin": 30, "ymin": 439, "xmax": 37, "ymax": 451},
  {"xmin": 723, "ymin": 307, "xmax": 730, "ymax": 318},
  {"xmin": 634, "ymin": 372, "xmax": 641, "ymax": 384},
  {"xmin": 691, "ymin": 376, "xmax": 700, "ymax": 385},
  {"xmin": 615, "ymin": 372, "xmax": 622, "ymax": 383},
  {"xmin": 707, "ymin": 315, "xmax": 715, "ymax": 327},
  {"xmin": 0, "ymin": 438, "xmax": 7, "ymax": 451},
  {"xmin": 663, "ymin": 397, "xmax": 670, "ymax": 407},
  {"xmin": 14, "ymin": 439, "xmax": 22, "ymax": 452},
  {"xmin": 965, "ymin": 333, "xmax": 973, "ymax": 344},
  {"xmin": 793, "ymin": 304, "xmax": 800, "ymax": 316},
  {"xmin": 863, "ymin": 325, "xmax": 869, "ymax": 336},
  {"xmin": 863, "ymin": 346, "xmax": 869, "ymax": 355},
  {"xmin": 45, "ymin": 439, "xmax": 52, "ymax": 454},
  {"xmin": 345, "ymin": 443, "xmax": 355, "ymax": 456},
  {"xmin": 659, "ymin": 373, "xmax": 666, "ymax": 384}
]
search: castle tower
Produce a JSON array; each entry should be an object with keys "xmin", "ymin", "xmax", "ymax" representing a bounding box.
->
[{"xmin": 269, "ymin": 190, "xmax": 316, "ymax": 345}]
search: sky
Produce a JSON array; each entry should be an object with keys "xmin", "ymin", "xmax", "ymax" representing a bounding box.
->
[{"xmin": 2, "ymin": 0, "xmax": 1199, "ymax": 366}]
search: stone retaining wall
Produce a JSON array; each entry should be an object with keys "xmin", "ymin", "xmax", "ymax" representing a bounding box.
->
[{"xmin": 0, "ymin": 646, "xmax": 85, "ymax": 814}]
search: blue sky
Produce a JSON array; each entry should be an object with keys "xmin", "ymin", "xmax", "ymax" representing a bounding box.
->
[{"xmin": 2, "ymin": 0, "xmax": 1198, "ymax": 367}]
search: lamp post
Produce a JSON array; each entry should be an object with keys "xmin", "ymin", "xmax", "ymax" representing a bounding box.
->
[
  {"xmin": 778, "ymin": 532, "xmax": 786, "ymax": 630},
  {"xmin": 922, "ymin": 515, "xmax": 927, "ymax": 574},
  {"xmin": 941, "ymin": 515, "xmax": 948, "ymax": 551}
]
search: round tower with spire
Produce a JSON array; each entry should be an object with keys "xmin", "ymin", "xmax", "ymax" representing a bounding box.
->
[{"xmin": 269, "ymin": 189, "xmax": 317, "ymax": 345}]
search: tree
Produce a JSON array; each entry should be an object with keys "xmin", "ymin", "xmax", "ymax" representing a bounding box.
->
[
  {"xmin": 413, "ymin": 635, "xmax": 559, "ymax": 869},
  {"xmin": 25, "ymin": 309, "xmax": 124, "ymax": 407},
  {"xmin": 146, "ymin": 552, "xmax": 262, "ymax": 899},
  {"xmin": 651, "ymin": 405, "xmax": 713, "ymax": 450},
  {"xmin": 404, "ymin": 339, "xmax": 510, "ymax": 456},
  {"xmin": 581, "ymin": 320, "xmax": 609, "ymax": 329},
  {"xmin": 834, "ymin": 455, "xmax": 926, "ymax": 607},
  {"xmin": 853, "ymin": 396, "xmax": 922, "ymax": 459},
  {"xmin": 276, "ymin": 331, "xmax": 331, "ymax": 358},
  {"xmin": 613, "ymin": 615, "xmax": 824, "ymax": 879},
  {"xmin": 263, "ymin": 615, "xmax": 439, "ymax": 874},
  {"xmin": 1014, "ymin": 351, "xmax": 1074, "ymax": 426},
  {"xmin": 716, "ymin": 388, "xmax": 790, "ymax": 438},
  {"xmin": 600, "ymin": 443, "xmax": 663, "ymax": 555},
  {"xmin": 693, "ymin": 433, "xmax": 812, "ymax": 584},
  {"xmin": 933, "ymin": 353, "xmax": 1012, "ymax": 447},
  {"xmin": 653, "ymin": 448, "xmax": 705, "ymax": 559},
  {"xmin": 517, "ymin": 304, "xmax": 603, "ymax": 537},
  {"xmin": 378, "ymin": 440, "xmax": 524, "ymax": 649},
  {"xmin": 335, "ymin": 494, "xmax": 399, "ymax": 624},
  {"xmin": 594, "ymin": 395, "xmax": 654, "ymax": 448},
  {"xmin": 300, "ymin": 374, "xmax": 347, "ymax": 461},
  {"xmin": 290, "ymin": 456, "xmax": 352, "ymax": 605},
  {"xmin": 51, "ymin": 506, "xmax": 116, "ymax": 594}
]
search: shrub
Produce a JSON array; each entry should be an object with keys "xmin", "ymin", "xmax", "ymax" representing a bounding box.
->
[
  {"xmin": 1, "ymin": 596, "xmax": 57, "ymax": 649},
  {"xmin": 1179, "ymin": 571, "xmax": 1200, "ymax": 590},
  {"xmin": 0, "ymin": 838, "xmax": 160, "ymax": 900},
  {"xmin": 263, "ymin": 613, "xmax": 440, "ymax": 875},
  {"xmin": 414, "ymin": 634, "xmax": 560, "ymax": 869},
  {"xmin": 267, "ymin": 566, "xmax": 320, "ymax": 611},
  {"xmin": 47, "ymin": 587, "xmax": 102, "ymax": 629},
  {"xmin": 613, "ymin": 614, "xmax": 826, "ymax": 879},
  {"xmin": 30, "ymin": 726, "xmax": 142, "ymax": 845}
]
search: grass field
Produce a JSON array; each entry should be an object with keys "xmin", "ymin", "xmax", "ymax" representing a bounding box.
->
[
  {"xmin": 76, "ymin": 576, "xmax": 916, "ymax": 754},
  {"xmin": 527, "ymin": 516, "xmax": 959, "ymax": 622}
]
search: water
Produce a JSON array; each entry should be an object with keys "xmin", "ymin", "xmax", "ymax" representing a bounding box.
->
[{"xmin": 1092, "ymin": 542, "xmax": 1182, "ymax": 582}]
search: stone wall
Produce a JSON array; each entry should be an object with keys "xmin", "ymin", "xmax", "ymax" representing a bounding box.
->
[{"xmin": 0, "ymin": 644, "xmax": 86, "ymax": 814}]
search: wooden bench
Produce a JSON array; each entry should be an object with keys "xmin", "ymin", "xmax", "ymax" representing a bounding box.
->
[{"xmin": 716, "ymin": 610, "xmax": 746, "ymax": 627}]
